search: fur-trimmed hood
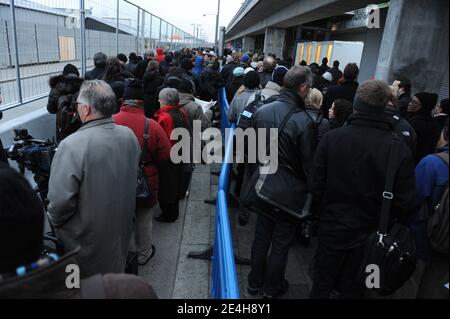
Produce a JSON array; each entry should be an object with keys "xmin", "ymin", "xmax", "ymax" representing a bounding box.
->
[{"xmin": 49, "ymin": 75, "xmax": 84, "ymax": 94}]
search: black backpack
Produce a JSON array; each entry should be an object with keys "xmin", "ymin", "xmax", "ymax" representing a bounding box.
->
[{"xmin": 237, "ymin": 93, "xmax": 279, "ymax": 130}]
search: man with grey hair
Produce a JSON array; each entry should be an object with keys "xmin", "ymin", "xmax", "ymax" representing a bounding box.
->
[
  {"xmin": 259, "ymin": 56, "xmax": 277, "ymax": 88},
  {"xmin": 85, "ymin": 52, "xmax": 107, "ymax": 80},
  {"xmin": 245, "ymin": 66, "xmax": 318, "ymax": 299},
  {"xmin": 48, "ymin": 80, "xmax": 141, "ymax": 278},
  {"xmin": 309, "ymin": 80, "xmax": 415, "ymax": 298}
]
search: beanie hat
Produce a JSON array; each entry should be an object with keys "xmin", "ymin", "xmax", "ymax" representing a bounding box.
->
[
  {"xmin": 233, "ymin": 67, "xmax": 245, "ymax": 77},
  {"xmin": 180, "ymin": 58, "xmax": 194, "ymax": 71},
  {"xmin": 241, "ymin": 54, "xmax": 250, "ymax": 63},
  {"xmin": 63, "ymin": 63, "xmax": 79, "ymax": 77},
  {"xmin": 123, "ymin": 79, "xmax": 144, "ymax": 101},
  {"xmin": 244, "ymin": 67, "xmax": 255, "ymax": 75},
  {"xmin": 415, "ymin": 92, "xmax": 439, "ymax": 112},
  {"xmin": 178, "ymin": 76, "xmax": 194, "ymax": 94},
  {"xmin": 272, "ymin": 66, "xmax": 289, "ymax": 86},
  {"xmin": 243, "ymin": 70, "xmax": 260, "ymax": 89}
]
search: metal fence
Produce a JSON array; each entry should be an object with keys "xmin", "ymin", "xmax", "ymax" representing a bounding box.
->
[
  {"xmin": 211, "ymin": 87, "xmax": 240, "ymax": 299},
  {"xmin": 0, "ymin": 0, "xmax": 203, "ymax": 111}
]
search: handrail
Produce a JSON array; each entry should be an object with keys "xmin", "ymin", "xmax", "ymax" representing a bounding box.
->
[{"xmin": 211, "ymin": 87, "xmax": 240, "ymax": 299}]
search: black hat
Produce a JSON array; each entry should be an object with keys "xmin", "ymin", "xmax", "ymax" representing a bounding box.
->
[
  {"xmin": 123, "ymin": 79, "xmax": 144, "ymax": 101},
  {"xmin": 272, "ymin": 66, "xmax": 289, "ymax": 86},
  {"xmin": 415, "ymin": 92, "xmax": 438, "ymax": 112},
  {"xmin": 63, "ymin": 63, "xmax": 79, "ymax": 77}
]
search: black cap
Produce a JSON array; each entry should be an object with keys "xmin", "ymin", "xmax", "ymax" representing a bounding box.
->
[{"xmin": 123, "ymin": 79, "xmax": 144, "ymax": 101}]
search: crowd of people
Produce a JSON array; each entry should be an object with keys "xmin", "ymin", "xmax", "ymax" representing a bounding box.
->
[{"xmin": 0, "ymin": 46, "xmax": 448, "ymax": 300}]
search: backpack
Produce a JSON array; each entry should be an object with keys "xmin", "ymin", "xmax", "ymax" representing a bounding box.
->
[
  {"xmin": 428, "ymin": 152, "xmax": 449, "ymax": 255},
  {"xmin": 237, "ymin": 93, "xmax": 279, "ymax": 130},
  {"xmin": 56, "ymin": 93, "xmax": 82, "ymax": 142}
]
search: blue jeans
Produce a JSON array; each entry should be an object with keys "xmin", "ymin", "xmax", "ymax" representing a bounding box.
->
[{"xmin": 248, "ymin": 214, "xmax": 297, "ymax": 294}]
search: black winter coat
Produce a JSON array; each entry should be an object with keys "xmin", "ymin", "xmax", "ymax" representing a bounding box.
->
[
  {"xmin": 398, "ymin": 92, "xmax": 412, "ymax": 118},
  {"xmin": 322, "ymin": 80, "xmax": 359, "ymax": 118},
  {"xmin": 47, "ymin": 75, "xmax": 84, "ymax": 141},
  {"xmin": 220, "ymin": 62, "xmax": 238, "ymax": 84},
  {"xmin": 385, "ymin": 106, "xmax": 417, "ymax": 155},
  {"xmin": 311, "ymin": 114, "xmax": 416, "ymax": 250},
  {"xmin": 143, "ymin": 71, "xmax": 164, "ymax": 118},
  {"xmin": 85, "ymin": 67, "xmax": 105, "ymax": 80},
  {"xmin": 249, "ymin": 89, "xmax": 318, "ymax": 223},
  {"xmin": 330, "ymin": 66, "xmax": 342, "ymax": 85},
  {"xmin": 136, "ymin": 59, "xmax": 151, "ymax": 80},
  {"xmin": 198, "ymin": 68, "xmax": 224, "ymax": 101},
  {"xmin": 406, "ymin": 112, "xmax": 441, "ymax": 164}
]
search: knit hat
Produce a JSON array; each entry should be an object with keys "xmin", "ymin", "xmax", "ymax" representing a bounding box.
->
[
  {"xmin": 180, "ymin": 58, "xmax": 194, "ymax": 71},
  {"xmin": 241, "ymin": 54, "xmax": 250, "ymax": 63},
  {"xmin": 123, "ymin": 79, "xmax": 144, "ymax": 101},
  {"xmin": 63, "ymin": 63, "xmax": 79, "ymax": 77},
  {"xmin": 233, "ymin": 67, "xmax": 245, "ymax": 77},
  {"xmin": 415, "ymin": 92, "xmax": 439, "ymax": 112},
  {"xmin": 243, "ymin": 70, "xmax": 260, "ymax": 89},
  {"xmin": 272, "ymin": 66, "xmax": 289, "ymax": 86},
  {"xmin": 244, "ymin": 67, "xmax": 255, "ymax": 75}
]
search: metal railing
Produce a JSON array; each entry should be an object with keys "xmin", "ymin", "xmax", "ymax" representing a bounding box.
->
[
  {"xmin": 0, "ymin": 0, "xmax": 204, "ymax": 111},
  {"xmin": 211, "ymin": 87, "xmax": 240, "ymax": 299}
]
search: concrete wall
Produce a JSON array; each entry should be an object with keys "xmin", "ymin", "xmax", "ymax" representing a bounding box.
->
[
  {"xmin": 375, "ymin": 0, "xmax": 449, "ymax": 94},
  {"xmin": 242, "ymin": 35, "xmax": 255, "ymax": 53},
  {"xmin": 263, "ymin": 27, "xmax": 285, "ymax": 59}
]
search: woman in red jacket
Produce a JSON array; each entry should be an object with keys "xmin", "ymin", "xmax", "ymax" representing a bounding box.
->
[
  {"xmin": 154, "ymin": 88, "xmax": 191, "ymax": 223},
  {"xmin": 113, "ymin": 79, "xmax": 171, "ymax": 265},
  {"xmin": 156, "ymin": 48, "xmax": 165, "ymax": 64}
]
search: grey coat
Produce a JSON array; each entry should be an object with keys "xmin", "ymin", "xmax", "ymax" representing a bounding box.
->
[
  {"xmin": 227, "ymin": 88, "xmax": 259, "ymax": 124},
  {"xmin": 47, "ymin": 118, "xmax": 141, "ymax": 278},
  {"xmin": 179, "ymin": 93, "xmax": 213, "ymax": 131}
]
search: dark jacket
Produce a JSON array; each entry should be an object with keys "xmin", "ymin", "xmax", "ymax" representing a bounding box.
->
[
  {"xmin": 434, "ymin": 114, "xmax": 449, "ymax": 133},
  {"xmin": 220, "ymin": 61, "xmax": 238, "ymax": 84},
  {"xmin": 406, "ymin": 111, "xmax": 441, "ymax": 164},
  {"xmin": 159, "ymin": 61, "xmax": 174, "ymax": 76},
  {"xmin": 311, "ymin": 113, "xmax": 416, "ymax": 250},
  {"xmin": 250, "ymin": 89, "xmax": 318, "ymax": 223},
  {"xmin": 136, "ymin": 59, "xmax": 151, "ymax": 80},
  {"xmin": 198, "ymin": 67, "xmax": 224, "ymax": 101},
  {"xmin": 125, "ymin": 61, "xmax": 138, "ymax": 76},
  {"xmin": 143, "ymin": 71, "xmax": 165, "ymax": 118},
  {"xmin": 0, "ymin": 249, "xmax": 157, "ymax": 299},
  {"xmin": 322, "ymin": 80, "xmax": 359, "ymax": 118},
  {"xmin": 85, "ymin": 67, "xmax": 105, "ymax": 80},
  {"xmin": 330, "ymin": 66, "xmax": 342, "ymax": 85},
  {"xmin": 398, "ymin": 92, "xmax": 412, "ymax": 118},
  {"xmin": 318, "ymin": 63, "xmax": 330, "ymax": 76},
  {"xmin": 106, "ymin": 77, "xmax": 126, "ymax": 113},
  {"xmin": 47, "ymin": 75, "xmax": 84, "ymax": 141},
  {"xmin": 258, "ymin": 71, "xmax": 272, "ymax": 89},
  {"xmin": 225, "ymin": 75, "xmax": 244, "ymax": 104},
  {"xmin": 385, "ymin": 106, "xmax": 417, "ymax": 155}
]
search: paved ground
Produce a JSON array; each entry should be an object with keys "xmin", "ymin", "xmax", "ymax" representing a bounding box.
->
[{"xmin": 144, "ymin": 162, "xmax": 316, "ymax": 299}]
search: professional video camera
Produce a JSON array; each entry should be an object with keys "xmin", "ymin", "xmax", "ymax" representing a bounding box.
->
[
  {"xmin": 6, "ymin": 128, "xmax": 57, "ymax": 203},
  {"xmin": 4, "ymin": 128, "xmax": 63, "ymax": 256}
]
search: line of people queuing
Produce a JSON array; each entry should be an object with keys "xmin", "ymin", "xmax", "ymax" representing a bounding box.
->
[
  {"xmin": 223, "ymin": 51, "xmax": 448, "ymax": 299},
  {"xmin": 0, "ymin": 47, "xmax": 224, "ymax": 298}
]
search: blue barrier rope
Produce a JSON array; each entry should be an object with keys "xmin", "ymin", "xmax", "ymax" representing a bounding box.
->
[{"xmin": 211, "ymin": 88, "xmax": 240, "ymax": 299}]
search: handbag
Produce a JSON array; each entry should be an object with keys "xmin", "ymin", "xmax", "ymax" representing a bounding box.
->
[
  {"xmin": 241, "ymin": 107, "xmax": 313, "ymax": 222},
  {"xmin": 136, "ymin": 118, "xmax": 152, "ymax": 207},
  {"xmin": 359, "ymin": 136, "xmax": 416, "ymax": 296}
]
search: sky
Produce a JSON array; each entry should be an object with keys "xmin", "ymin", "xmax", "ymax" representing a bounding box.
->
[{"xmin": 132, "ymin": 0, "xmax": 244, "ymax": 43}]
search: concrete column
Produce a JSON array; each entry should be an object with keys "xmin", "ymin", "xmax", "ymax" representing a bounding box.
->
[
  {"xmin": 242, "ymin": 35, "xmax": 255, "ymax": 53},
  {"xmin": 263, "ymin": 27, "xmax": 285, "ymax": 59},
  {"xmin": 375, "ymin": 0, "xmax": 449, "ymax": 93}
]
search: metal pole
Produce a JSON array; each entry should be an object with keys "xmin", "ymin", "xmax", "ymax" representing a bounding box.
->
[
  {"xmin": 116, "ymin": 0, "xmax": 119, "ymax": 55},
  {"xmin": 80, "ymin": 0, "xmax": 86, "ymax": 77},
  {"xmin": 159, "ymin": 19, "xmax": 162, "ymax": 48},
  {"xmin": 149, "ymin": 14, "xmax": 152, "ymax": 50},
  {"xmin": 215, "ymin": 0, "xmax": 220, "ymax": 51},
  {"xmin": 9, "ymin": 0, "xmax": 22, "ymax": 103},
  {"xmin": 141, "ymin": 11, "xmax": 145, "ymax": 53},
  {"xmin": 136, "ymin": 8, "xmax": 140, "ymax": 54},
  {"xmin": 218, "ymin": 26, "xmax": 225, "ymax": 60}
]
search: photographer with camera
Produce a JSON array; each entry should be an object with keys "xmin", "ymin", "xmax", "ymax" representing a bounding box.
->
[
  {"xmin": 47, "ymin": 80, "xmax": 141, "ymax": 279},
  {"xmin": 47, "ymin": 63, "xmax": 84, "ymax": 142}
]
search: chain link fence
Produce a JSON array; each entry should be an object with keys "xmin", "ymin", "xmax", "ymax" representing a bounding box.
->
[{"xmin": 0, "ymin": 0, "xmax": 199, "ymax": 111}]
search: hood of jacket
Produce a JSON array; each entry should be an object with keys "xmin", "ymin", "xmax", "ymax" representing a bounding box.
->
[
  {"xmin": 49, "ymin": 75, "xmax": 84, "ymax": 94},
  {"xmin": 156, "ymin": 48, "xmax": 164, "ymax": 56}
]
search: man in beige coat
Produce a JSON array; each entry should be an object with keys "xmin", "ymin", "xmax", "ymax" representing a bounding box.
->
[{"xmin": 48, "ymin": 80, "xmax": 141, "ymax": 278}]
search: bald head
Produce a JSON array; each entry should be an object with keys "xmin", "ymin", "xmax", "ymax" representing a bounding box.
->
[{"xmin": 263, "ymin": 57, "xmax": 276, "ymax": 73}]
